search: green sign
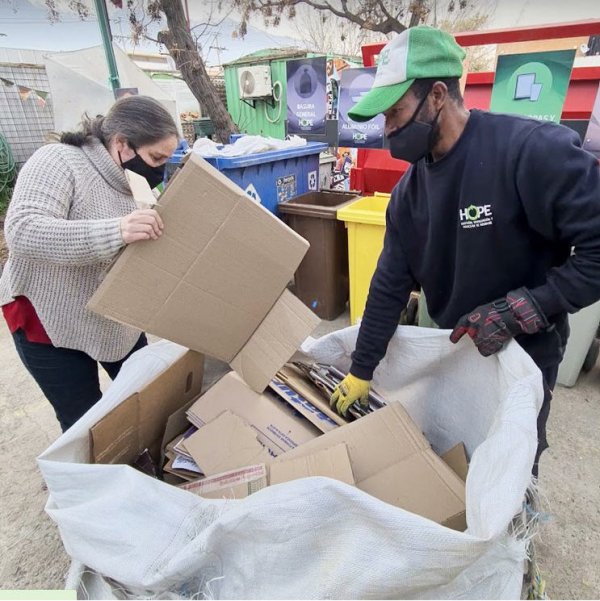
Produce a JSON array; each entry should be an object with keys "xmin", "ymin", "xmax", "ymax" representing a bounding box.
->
[{"xmin": 490, "ymin": 49, "xmax": 575, "ymax": 123}]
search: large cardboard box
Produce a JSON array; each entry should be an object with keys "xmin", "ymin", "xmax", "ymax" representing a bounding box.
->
[
  {"xmin": 90, "ymin": 350, "xmax": 205, "ymax": 465},
  {"xmin": 88, "ymin": 154, "xmax": 319, "ymax": 391}
]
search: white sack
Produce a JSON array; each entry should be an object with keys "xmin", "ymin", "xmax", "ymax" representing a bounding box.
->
[{"xmin": 40, "ymin": 328, "xmax": 544, "ymax": 599}]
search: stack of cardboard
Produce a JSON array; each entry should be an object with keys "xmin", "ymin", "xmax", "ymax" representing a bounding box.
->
[
  {"xmin": 87, "ymin": 153, "xmax": 468, "ymax": 530},
  {"xmin": 90, "ymin": 351, "xmax": 468, "ymax": 529}
]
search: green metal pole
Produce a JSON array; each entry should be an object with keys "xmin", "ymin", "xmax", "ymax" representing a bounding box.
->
[{"xmin": 94, "ymin": 0, "xmax": 120, "ymax": 92}]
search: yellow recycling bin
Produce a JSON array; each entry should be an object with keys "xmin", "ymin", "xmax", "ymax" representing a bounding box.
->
[{"xmin": 337, "ymin": 193, "xmax": 391, "ymax": 325}]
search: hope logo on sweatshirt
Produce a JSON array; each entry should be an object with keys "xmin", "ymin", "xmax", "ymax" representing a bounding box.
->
[{"xmin": 458, "ymin": 204, "xmax": 494, "ymax": 229}]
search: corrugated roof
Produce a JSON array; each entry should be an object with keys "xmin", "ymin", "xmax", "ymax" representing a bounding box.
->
[
  {"xmin": 224, "ymin": 47, "xmax": 307, "ymax": 67},
  {"xmin": 0, "ymin": 47, "xmax": 48, "ymax": 67}
]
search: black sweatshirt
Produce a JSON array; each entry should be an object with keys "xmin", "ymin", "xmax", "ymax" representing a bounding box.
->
[{"xmin": 351, "ymin": 109, "xmax": 600, "ymax": 380}]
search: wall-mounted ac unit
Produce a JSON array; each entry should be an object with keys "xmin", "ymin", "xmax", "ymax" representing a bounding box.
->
[{"xmin": 238, "ymin": 65, "xmax": 272, "ymax": 98}]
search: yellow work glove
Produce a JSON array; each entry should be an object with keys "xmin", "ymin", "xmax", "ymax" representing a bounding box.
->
[{"xmin": 330, "ymin": 373, "xmax": 370, "ymax": 416}]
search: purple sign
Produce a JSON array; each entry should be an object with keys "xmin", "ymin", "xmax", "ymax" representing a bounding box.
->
[
  {"xmin": 338, "ymin": 68, "xmax": 384, "ymax": 149},
  {"xmin": 287, "ymin": 57, "xmax": 327, "ymax": 135}
]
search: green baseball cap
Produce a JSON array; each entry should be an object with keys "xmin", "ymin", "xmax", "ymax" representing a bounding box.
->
[{"xmin": 349, "ymin": 25, "xmax": 466, "ymax": 122}]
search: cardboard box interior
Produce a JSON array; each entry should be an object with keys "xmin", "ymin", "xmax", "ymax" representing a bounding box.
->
[{"xmin": 90, "ymin": 350, "xmax": 204, "ymax": 465}]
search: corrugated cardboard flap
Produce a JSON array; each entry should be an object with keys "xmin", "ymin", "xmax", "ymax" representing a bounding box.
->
[
  {"xmin": 270, "ymin": 443, "xmax": 354, "ymax": 486},
  {"xmin": 441, "ymin": 442, "xmax": 469, "ymax": 483},
  {"xmin": 231, "ymin": 289, "xmax": 320, "ymax": 391}
]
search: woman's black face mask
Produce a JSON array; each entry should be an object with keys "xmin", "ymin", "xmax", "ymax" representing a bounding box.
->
[
  {"xmin": 387, "ymin": 92, "xmax": 441, "ymax": 163},
  {"xmin": 119, "ymin": 147, "xmax": 165, "ymax": 189}
]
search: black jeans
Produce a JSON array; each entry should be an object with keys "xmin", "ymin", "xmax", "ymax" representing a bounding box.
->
[
  {"xmin": 533, "ymin": 364, "xmax": 559, "ymax": 478},
  {"xmin": 11, "ymin": 329, "xmax": 148, "ymax": 432}
]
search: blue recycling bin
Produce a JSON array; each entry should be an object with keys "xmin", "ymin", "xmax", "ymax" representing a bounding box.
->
[
  {"xmin": 203, "ymin": 141, "xmax": 329, "ymax": 215},
  {"xmin": 164, "ymin": 139, "xmax": 190, "ymax": 184}
]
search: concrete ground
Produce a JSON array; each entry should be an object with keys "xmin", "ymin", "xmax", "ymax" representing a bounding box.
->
[{"xmin": 0, "ymin": 312, "xmax": 599, "ymax": 597}]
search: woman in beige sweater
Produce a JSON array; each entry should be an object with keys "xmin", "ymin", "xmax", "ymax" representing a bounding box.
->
[{"xmin": 0, "ymin": 95, "xmax": 178, "ymax": 431}]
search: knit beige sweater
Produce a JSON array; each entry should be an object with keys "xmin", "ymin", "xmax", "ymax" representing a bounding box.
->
[{"xmin": 0, "ymin": 139, "xmax": 143, "ymax": 362}]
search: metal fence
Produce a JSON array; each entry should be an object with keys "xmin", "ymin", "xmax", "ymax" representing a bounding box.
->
[{"xmin": 0, "ymin": 49, "xmax": 54, "ymax": 166}]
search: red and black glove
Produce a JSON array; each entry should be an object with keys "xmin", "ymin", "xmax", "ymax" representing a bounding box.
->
[{"xmin": 450, "ymin": 287, "xmax": 550, "ymax": 357}]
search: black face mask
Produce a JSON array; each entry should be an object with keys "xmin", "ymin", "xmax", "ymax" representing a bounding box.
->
[
  {"xmin": 119, "ymin": 149, "xmax": 165, "ymax": 189},
  {"xmin": 387, "ymin": 94, "xmax": 441, "ymax": 163}
]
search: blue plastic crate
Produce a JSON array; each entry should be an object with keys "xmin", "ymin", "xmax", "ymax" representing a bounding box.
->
[{"xmin": 203, "ymin": 142, "xmax": 328, "ymax": 215}]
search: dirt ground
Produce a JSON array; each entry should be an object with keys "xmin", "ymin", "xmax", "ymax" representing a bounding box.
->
[{"xmin": 0, "ymin": 252, "xmax": 599, "ymax": 596}]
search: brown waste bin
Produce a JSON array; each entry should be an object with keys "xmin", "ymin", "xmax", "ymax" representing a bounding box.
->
[{"xmin": 279, "ymin": 190, "xmax": 360, "ymax": 320}]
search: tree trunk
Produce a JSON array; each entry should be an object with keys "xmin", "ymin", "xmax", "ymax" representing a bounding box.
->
[
  {"xmin": 409, "ymin": 0, "xmax": 427, "ymax": 28},
  {"xmin": 159, "ymin": 0, "xmax": 237, "ymax": 143}
]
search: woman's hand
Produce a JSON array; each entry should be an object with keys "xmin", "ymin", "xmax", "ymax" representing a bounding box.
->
[{"xmin": 120, "ymin": 209, "xmax": 164, "ymax": 243}]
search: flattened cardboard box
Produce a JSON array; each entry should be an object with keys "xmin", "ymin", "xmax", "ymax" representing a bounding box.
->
[
  {"xmin": 184, "ymin": 410, "xmax": 270, "ymax": 475},
  {"xmin": 179, "ymin": 464, "xmax": 268, "ymax": 499},
  {"xmin": 277, "ymin": 402, "xmax": 467, "ymax": 529},
  {"xmin": 179, "ymin": 444, "xmax": 354, "ymax": 500},
  {"xmin": 268, "ymin": 377, "xmax": 339, "ymax": 433},
  {"xmin": 273, "ymin": 364, "xmax": 347, "ymax": 427},
  {"xmin": 88, "ymin": 153, "xmax": 319, "ymax": 391},
  {"xmin": 186, "ymin": 371, "xmax": 321, "ymax": 457}
]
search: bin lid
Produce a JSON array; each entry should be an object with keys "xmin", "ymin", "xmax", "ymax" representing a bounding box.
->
[
  {"xmin": 337, "ymin": 193, "xmax": 391, "ymax": 226},
  {"xmin": 279, "ymin": 190, "xmax": 360, "ymax": 220},
  {"xmin": 203, "ymin": 142, "xmax": 329, "ymax": 169},
  {"xmin": 167, "ymin": 151, "xmax": 189, "ymax": 165}
]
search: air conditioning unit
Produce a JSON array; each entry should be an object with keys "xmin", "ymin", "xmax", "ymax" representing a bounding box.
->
[{"xmin": 238, "ymin": 65, "xmax": 272, "ymax": 99}]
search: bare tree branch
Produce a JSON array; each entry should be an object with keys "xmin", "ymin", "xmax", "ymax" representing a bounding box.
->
[
  {"xmin": 234, "ymin": 0, "xmax": 409, "ymax": 35},
  {"xmin": 291, "ymin": 4, "xmax": 382, "ymax": 56},
  {"xmin": 189, "ymin": 2, "xmax": 231, "ymax": 34},
  {"xmin": 232, "ymin": 0, "xmax": 494, "ymax": 36},
  {"xmin": 42, "ymin": 0, "xmax": 237, "ymax": 142}
]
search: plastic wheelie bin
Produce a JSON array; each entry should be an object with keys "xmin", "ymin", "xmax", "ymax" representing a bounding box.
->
[
  {"xmin": 203, "ymin": 142, "xmax": 328, "ymax": 215},
  {"xmin": 279, "ymin": 190, "xmax": 360, "ymax": 320},
  {"xmin": 337, "ymin": 193, "xmax": 391, "ymax": 324}
]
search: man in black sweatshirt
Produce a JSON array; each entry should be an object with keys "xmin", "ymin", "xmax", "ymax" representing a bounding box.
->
[{"xmin": 329, "ymin": 25, "xmax": 600, "ymax": 476}]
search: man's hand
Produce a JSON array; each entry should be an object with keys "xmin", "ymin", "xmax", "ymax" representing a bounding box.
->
[
  {"xmin": 120, "ymin": 209, "xmax": 164, "ymax": 244},
  {"xmin": 330, "ymin": 373, "xmax": 370, "ymax": 416},
  {"xmin": 450, "ymin": 287, "xmax": 550, "ymax": 356}
]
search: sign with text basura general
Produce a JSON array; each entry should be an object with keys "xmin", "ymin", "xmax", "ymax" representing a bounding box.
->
[{"xmin": 287, "ymin": 57, "xmax": 327, "ymax": 135}]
